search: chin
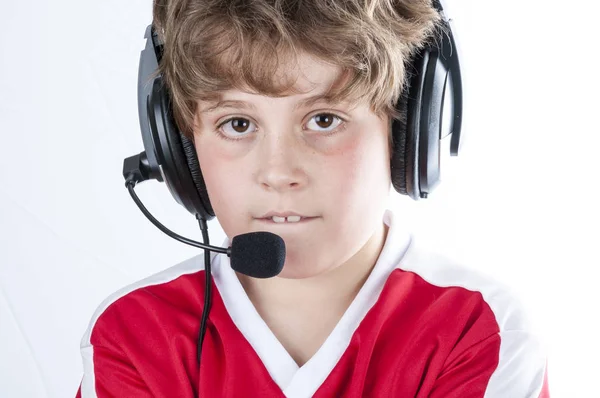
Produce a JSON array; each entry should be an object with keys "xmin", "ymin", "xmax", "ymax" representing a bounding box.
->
[
  {"xmin": 276, "ymin": 267, "xmax": 311, "ymax": 279},
  {"xmin": 276, "ymin": 259, "xmax": 335, "ymax": 280}
]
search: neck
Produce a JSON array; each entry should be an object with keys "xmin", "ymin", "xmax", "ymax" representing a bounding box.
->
[{"xmin": 236, "ymin": 221, "xmax": 389, "ymax": 310}]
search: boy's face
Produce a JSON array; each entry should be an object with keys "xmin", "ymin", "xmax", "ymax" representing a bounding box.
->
[{"xmin": 194, "ymin": 53, "xmax": 392, "ymax": 279}]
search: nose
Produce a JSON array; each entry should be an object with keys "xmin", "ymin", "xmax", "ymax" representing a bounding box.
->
[{"xmin": 255, "ymin": 132, "xmax": 308, "ymax": 192}]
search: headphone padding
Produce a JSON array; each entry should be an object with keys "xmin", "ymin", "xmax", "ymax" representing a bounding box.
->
[
  {"xmin": 390, "ymin": 89, "xmax": 410, "ymax": 196},
  {"xmin": 392, "ymin": 51, "xmax": 430, "ymax": 201},
  {"xmin": 180, "ymin": 134, "xmax": 215, "ymax": 219}
]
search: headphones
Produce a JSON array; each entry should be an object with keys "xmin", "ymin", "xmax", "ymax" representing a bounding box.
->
[{"xmin": 131, "ymin": 0, "xmax": 463, "ymax": 222}]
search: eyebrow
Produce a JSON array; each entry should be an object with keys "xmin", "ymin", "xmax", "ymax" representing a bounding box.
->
[{"xmin": 202, "ymin": 93, "xmax": 339, "ymax": 113}]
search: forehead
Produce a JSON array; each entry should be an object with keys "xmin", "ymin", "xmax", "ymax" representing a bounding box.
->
[
  {"xmin": 198, "ymin": 53, "xmax": 349, "ymax": 111},
  {"xmin": 279, "ymin": 53, "xmax": 344, "ymax": 93}
]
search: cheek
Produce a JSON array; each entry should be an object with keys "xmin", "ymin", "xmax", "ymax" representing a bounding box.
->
[
  {"xmin": 195, "ymin": 141, "xmax": 247, "ymax": 219},
  {"xmin": 325, "ymin": 133, "xmax": 388, "ymax": 187}
]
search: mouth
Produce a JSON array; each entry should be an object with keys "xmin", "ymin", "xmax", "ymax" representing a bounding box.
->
[{"xmin": 255, "ymin": 216, "xmax": 319, "ymax": 225}]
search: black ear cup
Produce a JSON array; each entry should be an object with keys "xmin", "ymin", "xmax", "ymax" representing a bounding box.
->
[{"xmin": 148, "ymin": 78, "xmax": 215, "ymax": 220}]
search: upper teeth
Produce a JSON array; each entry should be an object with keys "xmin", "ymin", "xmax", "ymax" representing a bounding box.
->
[{"xmin": 272, "ymin": 215, "xmax": 302, "ymax": 223}]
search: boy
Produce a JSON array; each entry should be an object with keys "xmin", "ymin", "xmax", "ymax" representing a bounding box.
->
[{"xmin": 76, "ymin": 0, "xmax": 550, "ymax": 396}]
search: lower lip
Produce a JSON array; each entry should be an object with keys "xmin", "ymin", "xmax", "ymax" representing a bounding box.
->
[{"xmin": 256, "ymin": 217, "xmax": 318, "ymax": 225}]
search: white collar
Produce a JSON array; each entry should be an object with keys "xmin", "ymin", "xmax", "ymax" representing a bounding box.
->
[{"xmin": 211, "ymin": 208, "xmax": 411, "ymax": 398}]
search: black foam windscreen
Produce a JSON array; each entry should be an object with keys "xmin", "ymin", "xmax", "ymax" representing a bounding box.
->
[{"xmin": 230, "ymin": 232, "xmax": 286, "ymax": 278}]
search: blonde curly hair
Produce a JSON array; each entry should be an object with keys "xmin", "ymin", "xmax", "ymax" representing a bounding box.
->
[{"xmin": 151, "ymin": 0, "xmax": 443, "ymax": 140}]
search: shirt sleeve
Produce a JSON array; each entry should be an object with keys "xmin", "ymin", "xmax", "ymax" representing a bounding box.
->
[{"xmin": 429, "ymin": 330, "xmax": 550, "ymax": 397}]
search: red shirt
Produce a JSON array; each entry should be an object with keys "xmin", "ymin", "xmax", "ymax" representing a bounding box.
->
[{"xmin": 75, "ymin": 209, "xmax": 550, "ymax": 397}]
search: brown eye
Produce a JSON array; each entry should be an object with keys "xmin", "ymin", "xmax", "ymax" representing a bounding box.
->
[
  {"xmin": 306, "ymin": 113, "xmax": 343, "ymax": 133},
  {"xmin": 315, "ymin": 114, "xmax": 334, "ymax": 128},
  {"xmin": 219, "ymin": 117, "xmax": 256, "ymax": 138},
  {"xmin": 230, "ymin": 118, "xmax": 250, "ymax": 133}
]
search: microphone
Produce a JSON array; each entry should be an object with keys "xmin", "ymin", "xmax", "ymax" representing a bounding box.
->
[
  {"xmin": 124, "ymin": 175, "xmax": 285, "ymax": 279},
  {"xmin": 231, "ymin": 233, "xmax": 286, "ymax": 278}
]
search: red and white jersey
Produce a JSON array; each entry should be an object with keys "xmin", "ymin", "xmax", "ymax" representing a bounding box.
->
[{"xmin": 76, "ymin": 209, "xmax": 550, "ymax": 397}]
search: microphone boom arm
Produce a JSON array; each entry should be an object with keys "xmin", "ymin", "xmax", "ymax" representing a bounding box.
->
[{"xmin": 124, "ymin": 174, "xmax": 231, "ymax": 256}]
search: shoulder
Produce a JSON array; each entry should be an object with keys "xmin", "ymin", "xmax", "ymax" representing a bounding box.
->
[
  {"xmin": 80, "ymin": 253, "xmax": 209, "ymax": 349},
  {"xmin": 390, "ymin": 235, "xmax": 549, "ymax": 396},
  {"xmin": 397, "ymin": 235, "xmax": 537, "ymax": 333},
  {"xmin": 77, "ymin": 254, "xmax": 219, "ymax": 396}
]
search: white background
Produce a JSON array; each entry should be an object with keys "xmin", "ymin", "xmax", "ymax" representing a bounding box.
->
[{"xmin": 1, "ymin": 0, "xmax": 598, "ymax": 397}]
